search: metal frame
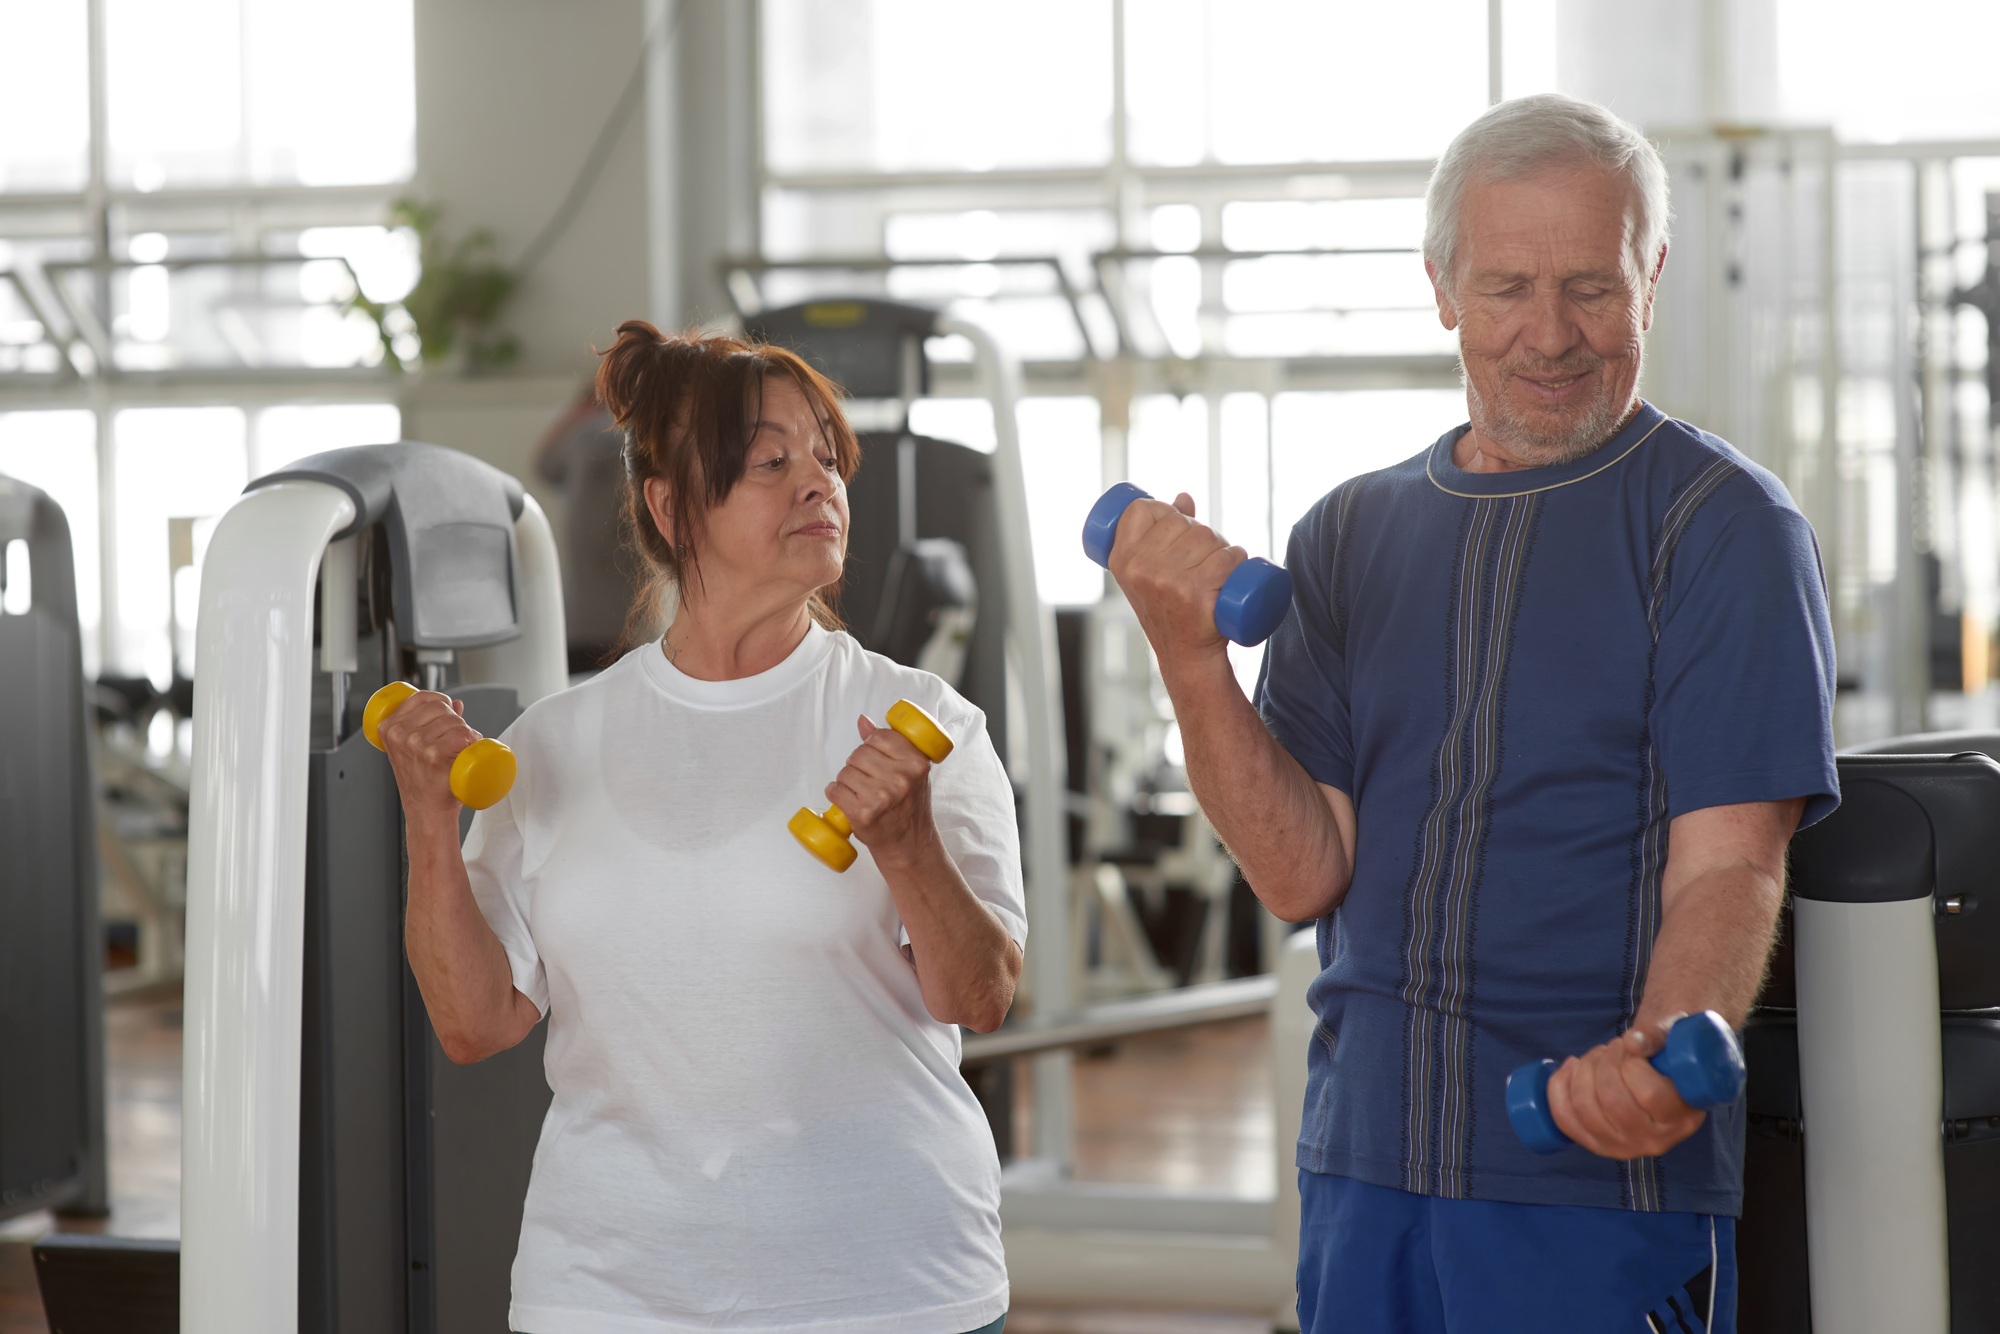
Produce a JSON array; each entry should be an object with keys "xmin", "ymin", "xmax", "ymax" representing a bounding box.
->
[{"xmin": 21, "ymin": 254, "xmax": 377, "ymax": 378}]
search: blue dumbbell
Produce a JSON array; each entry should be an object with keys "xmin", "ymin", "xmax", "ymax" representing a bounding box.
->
[
  {"xmin": 1505, "ymin": 1010, "xmax": 1746, "ymax": 1155},
  {"xmin": 1081, "ymin": 482, "xmax": 1295, "ymax": 647}
]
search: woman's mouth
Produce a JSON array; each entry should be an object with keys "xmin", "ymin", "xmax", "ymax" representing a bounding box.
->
[{"xmin": 793, "ymin": 521, "xmax": 842, "ymax": 538}]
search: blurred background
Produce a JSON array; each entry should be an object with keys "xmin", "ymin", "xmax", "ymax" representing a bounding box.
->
[
  {"xmin": 2, "ymin": 1, "xmax": 1999, "ymax": 1329},
  {"xmin": 4, "ymin": 0, "xmax": 2000, "ymax": 742}
]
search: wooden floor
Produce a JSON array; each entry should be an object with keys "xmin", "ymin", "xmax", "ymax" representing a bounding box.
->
[{"xmin": 0, "ymin": 997, "xmax": 1276, "ymax": 1333}]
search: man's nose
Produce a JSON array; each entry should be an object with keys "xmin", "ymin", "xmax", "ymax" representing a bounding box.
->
[{"xmin": 1520, "ymin": 283, "xmax": 1580, "ymax": 359}]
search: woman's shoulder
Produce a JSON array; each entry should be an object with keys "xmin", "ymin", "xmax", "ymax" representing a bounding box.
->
[
  {"xmin": 823, "ymin": 630, "xmax": 986, "ymax": 734},
  {"xmin": 498, "ymin": 646, "xmax": 646, "ymax": 748}
]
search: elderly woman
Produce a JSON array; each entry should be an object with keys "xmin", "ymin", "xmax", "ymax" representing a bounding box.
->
[{"xmin": 376, "ymin": 321, "xmax": 1024, "ymax": 1334}]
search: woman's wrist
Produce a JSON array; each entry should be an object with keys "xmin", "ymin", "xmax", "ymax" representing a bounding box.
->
[
  {"xmin": 404, "ymin": 803, "xmax": 464, "ymax": 852},
  {"xmin": 868, "ymin": 819, "xmax": 945, "ymax": 878}
]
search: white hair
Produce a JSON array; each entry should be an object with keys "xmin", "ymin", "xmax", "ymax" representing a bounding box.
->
[{"xmin": 1423, "ymin": 93, "xmax": 1670, "ymax": 299}]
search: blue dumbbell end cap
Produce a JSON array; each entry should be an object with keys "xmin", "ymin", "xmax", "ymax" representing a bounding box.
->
[
  {"xmin": 1083, "ymin": 482, "xmax": 1151, "ymax": 568},
  {"xmin": 1214, "ymin": 558, "xmax": 1294, "ymax": 647},
  {"xmin": 1656, "ymin": 1010, "xmax": 1746, "ymax": 1109},
  {"xmin": 1506, "ymin": 1058, "xmax": 1570, "ymax": 1155}
]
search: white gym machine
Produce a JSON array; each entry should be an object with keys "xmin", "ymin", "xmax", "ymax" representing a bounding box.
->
[{"xmin": 180, "ymin": 443, "xmax": 567, "ymax": 1333}]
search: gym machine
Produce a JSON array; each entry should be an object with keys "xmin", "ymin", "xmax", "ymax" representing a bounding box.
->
[
  {"xmin": 84, "ymin": 442, "xmax": 568, "ymax": 1334},
  {"xmin": 0, "ymin": 471, "xmax": 107, "ymax": 1225},
  {"xmin": 743, "ymin": 298, "xmax": 1070, "ymax": 1169},
  {"xmin": 1741, "ymin": 738, "xmax": 2000, "ymax": 1334}
]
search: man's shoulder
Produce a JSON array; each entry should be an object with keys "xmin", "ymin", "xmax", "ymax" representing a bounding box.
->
[
  {"xmin": 1638, "ymin": 413, "xmax": 1799, "ymax": 519},
  {"xmin": 1289, "ymin": 441, "xmax": 1438, "ymax": 543}
]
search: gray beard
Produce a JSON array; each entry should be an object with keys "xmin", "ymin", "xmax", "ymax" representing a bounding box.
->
[{"xmin": 1461, "ymin": 356, "xmax": 1639, "ymax": 467}]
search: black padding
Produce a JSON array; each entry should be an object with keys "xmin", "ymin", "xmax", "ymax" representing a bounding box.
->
[
  {"xmin": 1943, "ymin": 1014, "xmax": 2000, "ymax": 1121},
  {"xmin": 0, "ymin": 473, "xmax": 104, "ymax": 1226},
  {"xmin": 841, "ymin": 431, "xmax": 1008, "ymax": 749},
  {"xmin": 33, "ymin": 1234, "xmax": 178, "ymax": 1334},
  {"xmin": 252, "ymin": 442, "xmax": 526, "ymax": 651},
  {"xmin": 1943, "ymin": 1015, "xmax": 2000, "ymax": 1330},
  {"xmin": 1767, "ymin": 752, "xmax": 2000, "ymax": 1010},
  {"xmin": 1789, "ymin": 774, "xmax": 1935, "ymax": 904},
  {"xmin": 746, "ymin": 299, "xmax": 936, "ymax": 399},
  {"xmin": 1848, "ymin": 729, "xmax": 2000, "ymax": 764},
  {"xmin": 1737, "ymin": 1014, "xmax": 1811, "ymax": 1334},
  {"xmin": 870, "ymin": 538, "xmax": 976, "ymax": 678}
]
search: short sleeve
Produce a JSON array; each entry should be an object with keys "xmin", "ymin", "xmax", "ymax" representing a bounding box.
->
[
  {"xmin": 461, "ymin": 792, "xmax": 550, "ymax": 1015},
  {"xmin": 1653, "ymin": 504, "xmax": 1840, "ymax": 828},
  {"xmin": 923, "ymin": 705, "xmax": 1028, "ymax": 948},
  {"xmin": 1255, "ymin": 494, "xmax": 1355, "ymax": 793}
]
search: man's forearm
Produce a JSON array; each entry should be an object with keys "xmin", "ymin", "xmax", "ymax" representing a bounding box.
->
[
  {"xmin": 1634, "ymin": 861, "xmax": 1784, "ymax": 1031},
  {"xmin": 1163, "ymin": 652, "xmax": 1353, "ymax": 922}
]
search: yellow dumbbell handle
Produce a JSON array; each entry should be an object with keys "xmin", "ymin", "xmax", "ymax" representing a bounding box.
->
[
  {"xmin": 362, "ymin": 680, "xmax": 517, "ymax": 811},
  {"xmin": 790, "ymin": 699, "xmax": 954, "ymax": 872}
]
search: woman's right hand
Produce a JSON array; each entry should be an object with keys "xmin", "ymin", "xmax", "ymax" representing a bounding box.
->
[{"xmin": 374, "ymin": 689, "xmax": 484, "ymax": 825}]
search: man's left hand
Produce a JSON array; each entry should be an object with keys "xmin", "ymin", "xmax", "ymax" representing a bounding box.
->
[{"xmin": 1544, "ymin": 1017, "xmax": 1705, "ymax": 1160}]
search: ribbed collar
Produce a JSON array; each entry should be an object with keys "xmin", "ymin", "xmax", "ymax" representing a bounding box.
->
[
  {"xmin": 1425, "ymin": 400, "xmax": 1667, "ymax": 498},
  {"xmin": 636, "ymin": 621, "xmax": 832, "ymax": 709}
]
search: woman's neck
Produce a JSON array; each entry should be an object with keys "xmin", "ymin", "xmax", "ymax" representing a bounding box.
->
[{"xmin": 662, "ymin": 593, "xmax": 815, "ymax": 682}]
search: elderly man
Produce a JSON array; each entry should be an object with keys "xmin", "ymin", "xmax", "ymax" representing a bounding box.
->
[{"xmin": 1106, "ymin": 94, "xmax": 1837, "ymax": 1332}]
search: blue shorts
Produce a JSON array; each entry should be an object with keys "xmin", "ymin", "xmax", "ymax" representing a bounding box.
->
[{"xmin": 1296, "ymin": 1171, "xmax": 1735, "ymax": 1333}]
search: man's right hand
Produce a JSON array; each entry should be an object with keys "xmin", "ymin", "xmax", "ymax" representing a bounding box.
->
[
  {"xmin": 374, "ymin": 690, "xmax": 483, "ymax": 825},
  {"xmin": 1104, "ymin": 492, "xmax": 1249, "ymax": 674}
]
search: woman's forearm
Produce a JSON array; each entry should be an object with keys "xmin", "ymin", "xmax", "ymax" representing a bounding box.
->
[
  {"xmin": 1164, "ymin": 651, "xmax": 1355, "ymax": 922},
  {"xmin": 403, "ymin": 811, "xmax": 540, "ymax": 1063},
  {"xmin": 874, "ymin": 835, "xmax": 1021, "ymax": 1033}
]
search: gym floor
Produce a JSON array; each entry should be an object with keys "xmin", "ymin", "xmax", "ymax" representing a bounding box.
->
[{"xmin": 0, "ymin": 998, "xmax": 1275, "ymax": 1334}]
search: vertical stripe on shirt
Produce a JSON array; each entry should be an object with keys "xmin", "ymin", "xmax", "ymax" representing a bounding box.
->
[
  {"xmin": 1622, "ymin": 454, "xmax": 1740, "ymax": 1212},
  {"xmin": 1399, "ymin": 490, "xmax": 1541, "ymax": 1198}
]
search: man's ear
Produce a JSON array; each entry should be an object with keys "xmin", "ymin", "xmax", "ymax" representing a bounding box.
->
[
  {"xmin": 1425, "ymin": 259, "xmax": 1460, "ymax": 332},
  {"xmin": 1640, "ymin": 242, "xmax": 1669, "ymax": 333},
  {"xmin": 643, "ymin": 475, "xmax": 676, "ymax": 547}
]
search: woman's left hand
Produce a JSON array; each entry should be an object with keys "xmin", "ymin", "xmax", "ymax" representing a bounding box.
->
[{"xmin": 827, "ymin": 714, "xmax": 939, "ymax": 867}]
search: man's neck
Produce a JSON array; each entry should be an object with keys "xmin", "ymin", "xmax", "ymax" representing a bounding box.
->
[{"xmin": 1455, "ymin": 398, "xmax": 1642, "ymax": 474}]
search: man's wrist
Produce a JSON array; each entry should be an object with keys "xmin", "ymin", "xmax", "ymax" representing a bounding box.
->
[{"xmin": 1156, "ymin": 643, "xmax": 1240, "ymax": 702}]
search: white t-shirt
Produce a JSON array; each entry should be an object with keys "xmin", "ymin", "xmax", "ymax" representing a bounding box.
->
[{"xmin": 462, "ymin": 624, "xmax": 1025, "ymax": 1334}]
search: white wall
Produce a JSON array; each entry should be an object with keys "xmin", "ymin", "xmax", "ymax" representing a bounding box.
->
[{"xmin": 413, "ymin": 0, "xmax": 654, "ymax": 377}]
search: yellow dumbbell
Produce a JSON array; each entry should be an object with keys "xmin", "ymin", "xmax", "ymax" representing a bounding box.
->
[
  {"xmin": 362, "ymin": 680, "xmax": 517, "ymax": 811},
  {"xmin": 788, "ymin": 699, "xmax": 954, "ymax": 872}
]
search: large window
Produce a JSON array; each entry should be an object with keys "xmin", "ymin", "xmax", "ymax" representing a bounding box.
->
[
  {"xmin": 0, "ymin": 3, "xmax": 89, "ymax": 192},
  {"xmin": 0, "ymin": 0, "xmax": 414, "ymax": 678},
  {"xmin": 1124, "ymin": 0, "xmax": 1490, "ymax": 166},
  {"xmin": 103, "ymin": 0, "xmax": 414, "ymax": 189},
  {"xmin": 1776, "ymin": 0, "xmax": 2000, "ymax": 143},
  {"xmin": 762, "ymin": 0, "xmax": 1113, "ymax": 174}
]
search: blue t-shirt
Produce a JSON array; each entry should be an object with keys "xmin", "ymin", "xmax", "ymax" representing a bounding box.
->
[{"xmin": 1254, "ymin": 402, "xmax": 1838, "ymax": 1217}]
